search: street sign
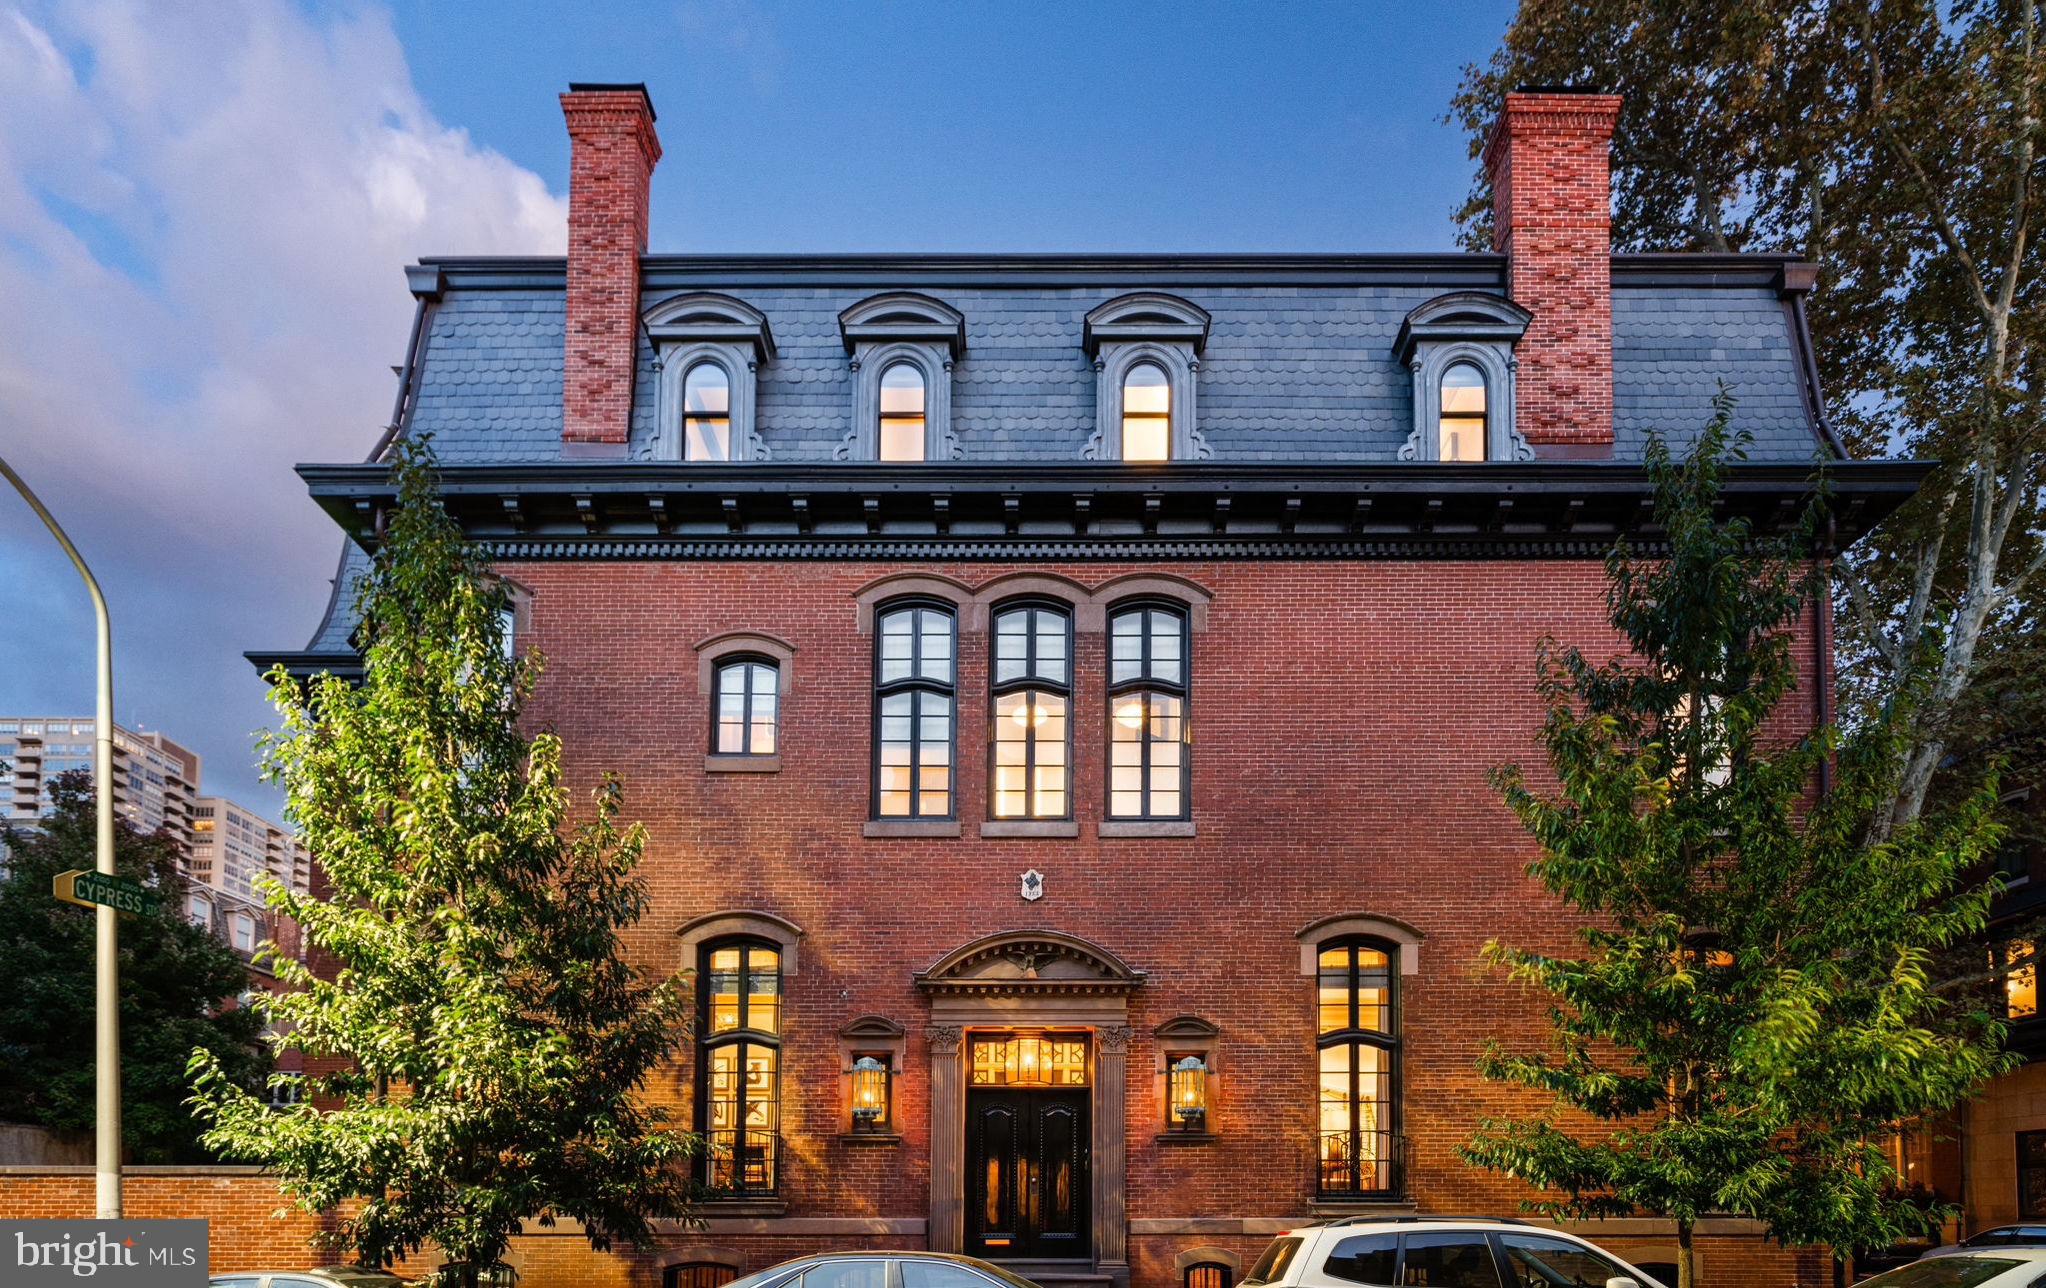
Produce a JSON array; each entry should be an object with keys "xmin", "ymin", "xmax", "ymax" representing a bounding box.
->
[{"xmin": 52, "ymin": 870, "xmax": 160, "ymax": 918}]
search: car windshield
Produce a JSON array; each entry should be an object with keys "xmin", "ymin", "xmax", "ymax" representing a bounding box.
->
[
  {"xmin": 1855, "ymin": 1257, "xmax": 2025, "ymax": 1287},
  {"xmin": 1242, "ymin": 1237, "xmax": 1302, "ymax": 1286}
]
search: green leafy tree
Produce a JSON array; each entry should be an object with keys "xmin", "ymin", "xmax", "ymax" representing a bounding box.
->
[
  {"xmin": 0, "ymin": 772, "xmax": 268, "ymax": 1162},
  {"xmin": 188, "ymin": 440, "xmax": 695, "ymax": 1288},
  {"xmin": 1450, "ymin": 0, "xmax": 2046, "ymax": 836},
  {"xmin": 1463, "ymin": 406, "xmax": 2015, "ymax": 1288}
]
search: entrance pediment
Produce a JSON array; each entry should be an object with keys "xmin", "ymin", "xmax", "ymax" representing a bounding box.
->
[{"xmin": 915, "ymin": 930, "xmax": 1145, "ymax": 997}]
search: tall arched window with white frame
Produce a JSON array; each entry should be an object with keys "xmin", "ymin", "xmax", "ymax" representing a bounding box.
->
[
  {"xmin": 1121, "ymin": 362, "xmax": 1173, "ymax": 462},
  {"xmin": 683, "ymin": 360, "xmax": 733, "ymax": 461}
]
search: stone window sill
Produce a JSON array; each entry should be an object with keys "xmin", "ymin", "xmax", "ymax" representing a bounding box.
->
[
  {"xmin": 705, "ymin": 754, "xmax": 780, "ymax": 774},
  {"xmin": 1155, "ymin": 1131, "xmax": 1218, "ymax": 1146},
  {"xmin": 697, "ymin": 1197, "xmax": 789, "ymax": 1217},
  {"xmin": 863, "ymin": 820, "xmax": 962, "ymax": 839},
  {"xmin": 979, "ymin": 820, "xmax": 1080, "ymax": 839},
  {"xmin": 1309, "ymin": 1198, "xmax": 1417, "ymax": 1217},
  {"xmin": 839, "ymin": 1132, "xmax": 902, "ymax": 1147},
  {"xmin": 1099, "ymin": 820, "xmax": 1196, "ymax": 839}
]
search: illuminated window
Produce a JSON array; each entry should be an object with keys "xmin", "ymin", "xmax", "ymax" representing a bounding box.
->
[
  {"xmin": 1437, "ymin": 363, "xmax": 1487, "ymax": 462},
  {"xmin": 1108, "ymin": 604, "xmax": 1189, "ymax": 820},
  {"xmin": 969, "ymin": 1033, "xmax": 1090, "ymax": 1087},
  {"xmin": 2004, "ymin": 939, "xmax": 2038, "ymax": 1021},
  {"xmin": 1316, "ymin": 938, "xmax": 1398, "ymax": 1197},
  {"xmin": 1121, "ymin": 363, "xmax": 1172, "ymax": 463},
  {"xmin": 990, "ymin": 603, "xmax": 1071, "ymax": 820},
  {"xmin": 665, "ymin": 1266, "xmax": 738, "ymax": 1288},
  {"xmin": 878, "ymin": 362, "xmax": 927, "ymax": 463},
  {"xmin": 683, "ymin": 361, "xmax": 733, "ymax": 462},
  {"xmin": 874, "ymin": 602, "xmax": 955, "ymax": 818},
  {"xmin": 698, "ymin": 939, "xmax": 781, "ymax": 1194},
  {"xmin": 713, "ymin": 658, "xmax": 779, "ymax": 756},
  {"xmin": 1185, "ymin": 1264, "xmax": 1232, "ymax": 1288}
]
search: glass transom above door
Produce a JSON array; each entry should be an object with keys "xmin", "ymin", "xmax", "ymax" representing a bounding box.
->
[{"xmin": 969, "ymin": 1032, "xmax": 1090, "ymax": 1087}]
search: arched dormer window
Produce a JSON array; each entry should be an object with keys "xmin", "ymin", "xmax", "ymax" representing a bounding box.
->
[
  {"xmin": 879, "ymin": 362, "xmax": 928, "ymax": 462},
  {"xmin": 684, "ymin": 360, "xmax": 733, "ymax": 462},
  {"xmin": 1121, "ymin": 363, "xmax": 1172, "ymax": 463},
  {"xmin": 1393, "ymin": 291, "xmax": 1531, "ymax": 463},
  {"xmin": 1084, "ymin": 292, "xmax": 1210, "ymax": 462},
  {"xmin": 1438, "ymin": 362, "xmax": 1487, "ymax": 462},
  {"xmin": 838, "ymin": 292, "xmax": 965, "ymax": 461},
  {"xmin": 645, "ymin": 292, "xmax": 775, "ymax": 462}
]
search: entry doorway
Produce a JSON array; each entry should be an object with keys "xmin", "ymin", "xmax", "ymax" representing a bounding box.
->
[{"xmin": 963, "ymin": 1032, "xmax": 1092, "ymax": 1261}]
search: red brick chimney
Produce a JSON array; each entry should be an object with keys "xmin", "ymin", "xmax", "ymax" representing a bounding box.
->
[
  {"xmin": 561, "ymin": 83, "xmax": 661, "ymax": 447},
  {"xmin": 1484, "ymin": 88, "xmax": 1622, "ymax": 448}
]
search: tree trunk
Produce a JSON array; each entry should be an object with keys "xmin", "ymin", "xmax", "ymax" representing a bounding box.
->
[{"xmin": 1677, "ymin": 1218, "xmax": 1696, "ymax": 1288}]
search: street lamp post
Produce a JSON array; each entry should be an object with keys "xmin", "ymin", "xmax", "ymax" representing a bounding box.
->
[{"xmin": 0, "ymin": 453, "xmax": 121, "ymax": 1219}]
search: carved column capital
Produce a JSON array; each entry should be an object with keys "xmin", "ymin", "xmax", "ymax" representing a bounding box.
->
[
  {"xmin": 1098, "ymin": 1023, "xmax": 1134, "ymax": 1055},
  {"xmin": 928, "ymin": 1023, "xmax": 964, "ymax": 1054}
]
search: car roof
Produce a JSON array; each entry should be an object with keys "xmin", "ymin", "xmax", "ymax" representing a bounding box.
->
[{"xmin": 1947, "ymin": 1249, "xmax": 2046, "ymax": 1260}]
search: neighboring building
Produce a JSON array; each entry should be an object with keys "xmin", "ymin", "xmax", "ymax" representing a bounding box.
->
[
  {"xmin": 253, "ymin": 85, "xmax": 1926, "ymax": 1288},
  {"xmin": 0, "ymin": 716, "xmax": 202, "ymax": 852},
  {"xmin": 1959, "ymin": 804, "xmax": 2046, "ymax": 1231},
  {"xmin": 190, "ymin": 795, "xmax": 313, "ymax": 899}
]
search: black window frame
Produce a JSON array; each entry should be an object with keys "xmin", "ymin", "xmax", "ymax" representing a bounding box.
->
[
  {"xmin": 1105, "ymin": 600, "xmax": 1191, "ymax": 821},
  {"xmin": 988, "ymin": 598, "xmax": 1075, "ymax": 821},
  {"xmin": 711, "ymin": 653, "xmax": 781, "ymax": 757},
  {"xmin": 695, "ymin": 935, "xmax": 784, "ymax": 1195},
  {"xmin": 872, "ymin": 598, "xmax": 958, "ymax": 820},
  {"xmin": 1183, "ymin": 1263, "xmax": 1234, "ymax": 1288},
  {"xmin": 1315, "ymin": 935, "xmax": 1402, "ymax": 1199}
]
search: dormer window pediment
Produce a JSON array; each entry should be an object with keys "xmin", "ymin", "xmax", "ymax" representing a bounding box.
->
[
  {"xmin": 1083, "ymin": 292, "xmax": 1211, "ymax": 463},
  {"xmin": 645, "ymin": 293, "xmax": 773, "ymax": 462},
  {"xmin": 645, "ymin": 292, "xmax": 776, "ymax": 363},
  {"xmin": 838, "ymin": 291, "xmax": 967, "ymax": 360},
  {"xmin": 1083, "ymin": 291, "xmax": 1212, "ymax": 358}
]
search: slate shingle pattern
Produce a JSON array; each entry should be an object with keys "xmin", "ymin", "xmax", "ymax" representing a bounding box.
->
[{"xmin": 407, "ymin": 280, "xmax": 1824, "ymax": 466}]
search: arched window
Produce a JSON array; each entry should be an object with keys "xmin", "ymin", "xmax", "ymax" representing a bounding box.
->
[
  {"xmin": 664, "ymin": 1265, "xmax": 738, "ymax": 1288},
  {"xmin": 698, "ymin": 938, "xmax": 782, "ymax": 1194},
  {"xmin": 990, "ymin": 602, "xmax": 1072, "ymax": 820},
  {"xmin": 1185, "ymin": 1264, "xmax": 1233, "ymax": 1288},
  {"xmin": 1121, "ymin": 362, "xmax": 1172, "ymax": 462},
  {"xmin": 1108, "ymin": 603, "xmax": 1189, "ymax": 820},
  {"xmin": 874, "ymin": 602, "xmax": 955, "ymax": 818},
  {"xmin": 684, "ymin": 361, "xmax": 734, "ymax": 462},
  {"xmin": 1316, "ymin": 938, "xmax": 1399, "ymax": 1197},
  {"xmin": 1437, "ymin": 362, "xmax": 1487, "ymax": 462},
  {"xmin": 878, "ymin": 362, "xmax": 927, "ymax": 462},
  {"xmin": 713, "ymin": 657, "xmax": 779, "ymax": 756}
]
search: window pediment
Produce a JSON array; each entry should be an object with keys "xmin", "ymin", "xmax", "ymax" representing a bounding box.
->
[
  {"xmin": 1391, "ymin": 291, "xmax": 1529, "ymax": 365},
  {"xmin": 838, "ymin": 291, "xmax": 967, "ymax": 359},
  {"xmin": 644, "ymin": 292, "xmax": 776, "ymax": 363},
  {"xmin": 1084, "ymin": 292, "xmax": 1211, "ymax": 357}
]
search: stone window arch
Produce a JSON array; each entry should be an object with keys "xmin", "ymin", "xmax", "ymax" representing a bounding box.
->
[
  {"xmin": 1083, "ymin": 293, "xmax": 1211, "ymax": 462},
  {"xmin": 677, "ymin": 909, "xmax": 804, "ymax": 978},
  {"xmin": 1392, "ymin": 291, "xmax": 1532, "ymax": 463},
  {"xmin": 644, "ymin": 292, "xmax": 775, "ymax": 462},
  {"xmin": 837, "ymin": 292, "xmax": 966, "ymax": 461}
]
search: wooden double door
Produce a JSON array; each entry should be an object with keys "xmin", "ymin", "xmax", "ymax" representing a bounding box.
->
[{"xmin": 965, "ymin": 1087, "xmax": 1090, "ymax": 1260}]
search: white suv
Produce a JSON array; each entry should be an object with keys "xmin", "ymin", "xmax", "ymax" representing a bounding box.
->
[{"xmin": 1241, "ymin": 1217, "xmax": 1665, "ymax": 1288}]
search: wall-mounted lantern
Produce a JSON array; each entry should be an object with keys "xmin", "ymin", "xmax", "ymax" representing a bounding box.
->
[
  {"xmin": 1169, "ymin": 1055, "xmax": 1209, "ymax": 1131},
  {"xmin": 851, "ymin": 1055, "xmax": 890, "ymax": 1131}
]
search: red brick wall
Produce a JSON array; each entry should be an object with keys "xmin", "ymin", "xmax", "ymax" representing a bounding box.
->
[
  {"xmin": 1484, "ymin": 91, "xmax": 1622, "ymax": 447},
  {"xmin": 560, "ymin": 86, "xmax": 659, "ymax": 445},
  {"xmin": 0, "ymin": 1170, "xmax": 336, "ymax": 1274},
  {"xmin": 487, "ymin": 555, "xmax": 1826, "ymax": 1286}
]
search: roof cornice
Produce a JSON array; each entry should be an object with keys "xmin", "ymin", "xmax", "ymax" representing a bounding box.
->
[{"xmin": 294, "ymin": 459, "xmax": 1929, "ymax": 561}]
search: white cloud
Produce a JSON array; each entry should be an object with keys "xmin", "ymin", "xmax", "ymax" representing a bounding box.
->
[{"xmin": 0, "ymin": 0, "xmax": 565, "ymax": 808}]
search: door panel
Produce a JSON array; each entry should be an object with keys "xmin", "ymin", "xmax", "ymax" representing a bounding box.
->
[{"xmin": 966, "ymin": 1088, "xmax": 1090, "ymax": 1259}]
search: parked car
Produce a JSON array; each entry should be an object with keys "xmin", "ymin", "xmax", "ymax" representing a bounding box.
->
[
  {"xmin": 1921, "ymin": 1225, "xmax": 2046, "ymax": 1260},
  {"xmin": 209, "ymin": 1271, "xmax": 409, "ymax": 1288},
  {"xmin": 1240, "ymin": 1216, "xmax": 1665, "ymax": 1288},
  {"xmin": 723, "ymin": 1253, "xmax": 1042, "ymax": 1288},
  {"xmin": 1861, "ymin": 1249, "xmax": 2046, "ymax": 1286}
]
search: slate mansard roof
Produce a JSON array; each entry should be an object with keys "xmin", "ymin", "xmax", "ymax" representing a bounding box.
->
[
  {"xmin": 404, "ymin": 252, "xmax": 1836, "ymax": 466},
  {"xmin": 256, "ymin": 251, "xmax": 1926, "ymax": 675}
]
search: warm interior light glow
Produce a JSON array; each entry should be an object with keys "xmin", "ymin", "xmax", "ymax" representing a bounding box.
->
[
  {"xmin": 1114, "ymin": 697, "xmax": 1145, "ymax": 730},
  {"xmin": 850, "ymin": 1055, "xmax": 887, "ymax": 1128},
  {"xmin": 1170, "ymin": 1054, "xmax": 1208, "ymax": 1129}
]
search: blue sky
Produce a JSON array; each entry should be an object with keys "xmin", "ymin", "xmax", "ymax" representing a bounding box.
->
[{"xmin": 0, "ymin": 0, "xmax": 1513, "ymax": 814}]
